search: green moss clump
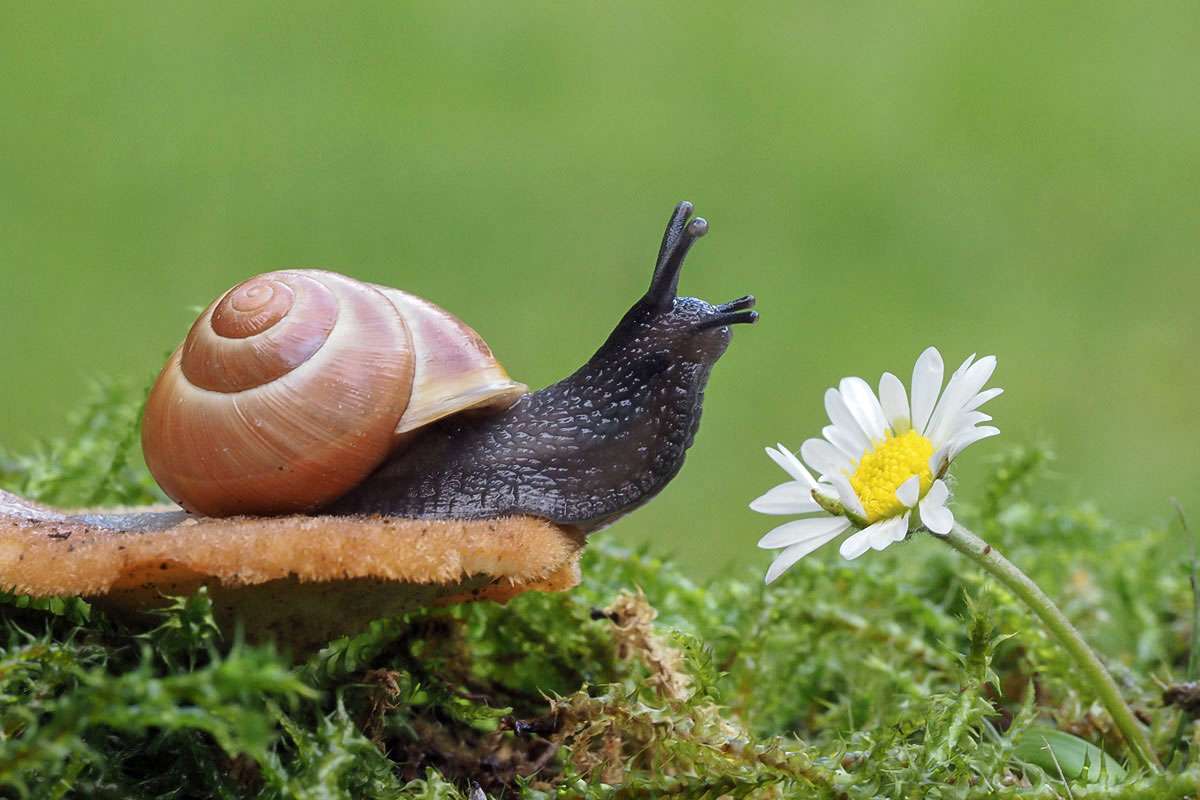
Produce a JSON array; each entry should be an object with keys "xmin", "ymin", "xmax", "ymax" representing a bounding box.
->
[{"xmin": 2, "ymin": 383, "xmax": 1199, "ymax": 798}]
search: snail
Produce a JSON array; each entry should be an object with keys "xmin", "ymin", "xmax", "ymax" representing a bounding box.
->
[
  {"xmin": 0, "ymin": 201, "xmax": 755, "ymax": 650},
  {"xmin": 129, "ymin": 200, "xmax": 757, "ymax": 531}
]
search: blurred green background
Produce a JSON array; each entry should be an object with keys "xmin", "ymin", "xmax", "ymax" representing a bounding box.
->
[{"xmin": 1, "ymin": 3, "xmax": 1196, "ymax": 575}]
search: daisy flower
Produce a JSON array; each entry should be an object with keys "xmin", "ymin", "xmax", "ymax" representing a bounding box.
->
[{"xmin": 751, "ymin": 347, "xmax": 1001, "ymax": 583}]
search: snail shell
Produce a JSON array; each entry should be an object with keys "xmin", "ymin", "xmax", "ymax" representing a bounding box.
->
[{"xmin": 142, "ymin": 269, "xmax": 525, "ymax": 517}]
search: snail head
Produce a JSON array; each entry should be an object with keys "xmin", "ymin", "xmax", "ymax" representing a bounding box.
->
[{"xmin": 610, "ymin": 201, "xmax": 757, "ymax": 368}]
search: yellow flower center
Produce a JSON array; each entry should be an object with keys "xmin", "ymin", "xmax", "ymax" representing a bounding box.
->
[{"xmin": 849, "ymin": 430, "xmax": 934, "ymax": 523}]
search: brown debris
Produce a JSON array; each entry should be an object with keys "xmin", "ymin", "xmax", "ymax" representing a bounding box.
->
[
  {"xmin": 602, "ymin": 589, "xmax": 691, "ymax": 702},
  {"xmin": 1164, "ymin": 681, "xmax": 1200, "ymax": 715},
  {"xmin": 359, "ymin": 669, "xmax": 407, "ymax": 744}
]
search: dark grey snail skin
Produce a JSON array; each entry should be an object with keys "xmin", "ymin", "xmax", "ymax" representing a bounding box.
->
[{"xmin": 325, "ymin": 201, "xmax": 757, "ymax": 533}]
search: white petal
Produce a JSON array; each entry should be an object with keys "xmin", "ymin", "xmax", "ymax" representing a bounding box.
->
[
  {"xmin": 924, "ymin": 355, "xmax": 977, "ymax": 442},
  {"xmin": 926, "ymin": 356, "xmax": 997, "ymax": 447},
  {"xmin": 954, "ymin": 352, "xmax": 977, "ymax": 377},
  {"xmin": 910, "ymin": 347, "xmax": 944, "ymax": 435},
  {"xmin": 765, "ymin": 529, "xmax": 848, "ymax": 583},
  {"xmin": 838, "ymin": 527, "xmax": 875, "ymax": 560},
  {"xmin": 964, "ymin": 387, "xmax": 1003, "ymax": 413},
  {"xmin": 959, "ymin": 411, "xmax": 992, "ymax": 428},
  {"xmin": 947, "ymin": 425, "xmax": 1001, "ymax": 460},
  {"xmin": 824, "ymin": 389, "xmax": 873, "ymax": 454},
  {"xmin": 801, "ymin": 438, "xmax": 853, "ymax": 479},
  {"xmin": 868, "ymin": 516, "xmax": 908, "ymax": 551},
  {"xmin": 830, "ymin": 473, "xmax": 868, "ymax": 519},
  {"xmin": 919, "ymin": 480, "xmax": 953, "ymax": 534},
  {"xmin": 750, "ymin": 481, "xmax": 823, "ymax": 515},
  {"xmin": 929, "ymin": 445, "xmax": 950, "ymax": 476},
  {"xmin": 823, "ymin": 425, "xmax": 863, "ymax": 461},
  {"xmin": 766, "ymin": 445, "xmax": 817, "ymax": 488},
  {"xmin": 758, "ymin": 516, "xmax": 851, "ymax": 549},
  {"xmin": 936, "ymin": 412, "xmax": 993, "ymax": 446},
  {"xmin": 878, "ymin": 372, "xmax": 911, "ymax": 434},
  {"xmin": 839, "ymin": 377, "xmax": 888, "ymax": 442},
  {"xmin": 895, "ymin": 475, "xmax": 920, "ymax": 508},
  {"xmin": 919, "ymin": 500, "xmax": 954, "ymax": 535},
  {"xmin": 924, "ymin": 478, "xmax": 950, "ymax": 507}
]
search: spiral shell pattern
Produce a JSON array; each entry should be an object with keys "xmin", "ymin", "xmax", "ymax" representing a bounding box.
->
[{"xmin": 143, "ymin": 270, "xmax": 415, "ymax": 516}]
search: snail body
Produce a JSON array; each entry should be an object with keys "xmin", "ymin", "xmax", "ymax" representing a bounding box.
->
[{"xmin": 141, "ymin": 202, "xmax": 756, "ymax": 532}]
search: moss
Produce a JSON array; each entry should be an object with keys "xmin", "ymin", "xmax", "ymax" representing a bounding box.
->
[{"xmin": 1, "ymin": 382, "xmax": 1199, "ymax": 798}]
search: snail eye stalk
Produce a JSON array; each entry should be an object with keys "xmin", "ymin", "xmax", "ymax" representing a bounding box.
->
[
  {"xmin": 695, "ymin": 294, "xmax": 758, "ymax": 330},
  {"xmin": 716, "ymin": 295, "xmax": 757, "ymax": 314},
  {"xmin": 694, "ymin": 309, "xmax": 759, "ymax": 331},
  {"xmin": 646, "ymin": 201, "xmax": 708, "ymax": 309}
]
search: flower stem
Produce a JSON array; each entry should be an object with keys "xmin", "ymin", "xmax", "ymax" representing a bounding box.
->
[{"xmin": 941, "ymin": 522, "xmax": 1161, "ymax": 773}]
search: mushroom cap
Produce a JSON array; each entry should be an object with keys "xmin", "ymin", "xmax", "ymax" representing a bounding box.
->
[{"xmin": 0, "ymin": 491, "xmax": 583, "ymax": 655}]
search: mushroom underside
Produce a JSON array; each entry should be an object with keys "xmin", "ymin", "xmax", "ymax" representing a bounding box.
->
[{"xmin": 0, "ymin": 491, "xmax": 583, "ymax": 655}]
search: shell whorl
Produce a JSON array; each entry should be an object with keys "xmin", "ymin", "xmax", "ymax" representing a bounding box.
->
[
  {"xmin": 181, "ymin": 273, "xmax": 340, "ymax": 392},
  {"xmin": 143, "ymin": 270, "xmax": 415, "ymax": 517}
]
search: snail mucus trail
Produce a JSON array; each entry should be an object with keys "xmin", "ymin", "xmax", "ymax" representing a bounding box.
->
[{"xmin": 92, "ymin": 202, "xmax": 758, "ymax": 534}]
